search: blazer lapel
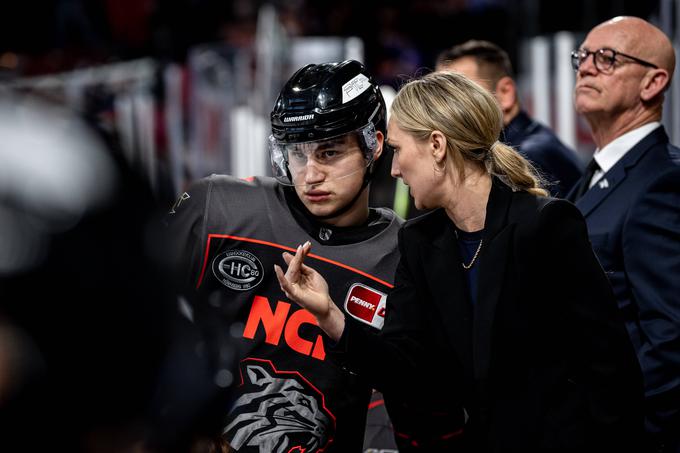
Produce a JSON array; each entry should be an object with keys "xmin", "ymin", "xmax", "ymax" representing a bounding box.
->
[
  {"xmin": 474, "ymin": 178, "xmax": 514, "ymax": 380},
  {"xmin": 577, "ymin": 127, "xmax": 669, "ymax": 217},
  {"xmin": 426, "ymin": 210, "xmax": 474, "ymax": 371}
]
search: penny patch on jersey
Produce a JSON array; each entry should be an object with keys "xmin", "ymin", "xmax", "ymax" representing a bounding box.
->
[
  {"xmin": 212, "ymin": 249, "xmax": 264, "ymax": 291},
  {"xmin": 344, "ymin": 283, "xmax": 387, "ymax": 329}
]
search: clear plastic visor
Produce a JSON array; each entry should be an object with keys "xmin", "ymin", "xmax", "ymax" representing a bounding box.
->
[{"xmin": 269, "ymin": 123, "xmax": 378, "ymax": 186}]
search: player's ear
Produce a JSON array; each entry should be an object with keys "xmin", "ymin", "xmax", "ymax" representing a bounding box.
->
[{"xmin": 373, "ymin": 130, "xmax": 385, "ymax": 160}]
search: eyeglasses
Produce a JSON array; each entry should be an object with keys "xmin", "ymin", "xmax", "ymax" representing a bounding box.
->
[{"xmin": 570, "ymin": 48, "xmax": 658, "ymax": 73}]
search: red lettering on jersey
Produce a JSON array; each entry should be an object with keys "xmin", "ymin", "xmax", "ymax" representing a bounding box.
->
[
  {"xmin": 243, "ymin": 295, "xmax": 290, "ymax": 345},
  {"xmin": 310, "ymin": 334, "xmax": 326, "ymax": 360},
  {"xmin": 284, "ymin": 309, "xmax": 316, "ymax": 355},
  {"xmin": 243, "ymin": 296, "xmax": 325, "ymax": 361}
]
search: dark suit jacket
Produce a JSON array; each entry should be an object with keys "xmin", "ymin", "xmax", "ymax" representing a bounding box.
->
[
  {"xmin": 567, "ymin": 126, "xmax": 680, "ymax": 441},
  {"xmin": 332, "ymin": 177, "xmax": 644, "ymax": 452},
  {"xmin": 504, "ymin": 111, "xmax": 583, "ymax": 198}
]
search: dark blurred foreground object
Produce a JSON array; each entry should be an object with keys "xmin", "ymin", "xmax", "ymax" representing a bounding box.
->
[{"xmin": 0, "ymin": 94, "xmax": 230, "ymax": 452}]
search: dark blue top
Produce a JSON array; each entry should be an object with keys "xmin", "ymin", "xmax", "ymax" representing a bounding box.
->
[
  {"xmin": 503, "ymin": 111, "xmax": 583, "ymax": 197},
  {"xmin": 456, "ymin": 228, "xmax": 483, "ymax": 307}
]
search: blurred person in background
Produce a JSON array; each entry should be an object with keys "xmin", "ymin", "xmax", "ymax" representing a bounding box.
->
[
  {"xmin": 568, "ymin": 16, "xmax": 680, "ymax": 453},
  {"xmin": 0, "ymin": 93, "xmax": 191, "ymax": 452},
  {"xmin": 436, "ymin": 40, "xmax": 583, "ymax": 198},
  {"xmin": 276, "ymin": 71, "xmax": 644, "ymax": 452},
  {"xmin": 164, "ymin": 60, "xmax": 403, "ymax": 453}
]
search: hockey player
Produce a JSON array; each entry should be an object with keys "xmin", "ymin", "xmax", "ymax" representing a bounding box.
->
[{"xmin": 165, "ymin": 60, "xmax": 402, "ymax": 453}]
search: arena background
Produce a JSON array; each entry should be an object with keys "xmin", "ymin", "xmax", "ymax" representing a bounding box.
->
[{"xmin": 1, "ymin": 0, "xmax": 677, "ymax": 217}]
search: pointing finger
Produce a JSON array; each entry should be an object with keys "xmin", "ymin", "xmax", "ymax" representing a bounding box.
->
[{"xmin": 287, "ymin": 245, "xmax": 305, "ymax": 278}]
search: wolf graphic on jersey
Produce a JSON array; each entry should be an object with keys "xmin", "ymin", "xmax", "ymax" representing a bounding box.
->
[{"xmin": 224, "ymin": 359, "xmax": 335, "ymax": 453}]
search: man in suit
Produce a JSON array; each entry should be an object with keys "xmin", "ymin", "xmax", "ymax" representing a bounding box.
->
[
  {"xmin": 568, "ymin": 16, "xmax": 680, "ymax": 453},
  {"xmin": 436, "ymin": 40, "xmax": 583, "ymax": 197}
]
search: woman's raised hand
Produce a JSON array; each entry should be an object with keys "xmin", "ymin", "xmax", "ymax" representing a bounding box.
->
[{"xmin": 274, "ymin": 241, "xmax": 345, "ymax": 341}]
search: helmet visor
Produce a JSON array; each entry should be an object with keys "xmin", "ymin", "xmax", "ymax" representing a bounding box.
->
[{"xmin": 269, "ymin": 123, "xmax": 378, "ymax": 186}]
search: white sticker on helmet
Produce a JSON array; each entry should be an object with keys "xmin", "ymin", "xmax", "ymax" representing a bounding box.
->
[{"xmin": 342, "ymin": 73, "xmax": 370, "ymax": 104}]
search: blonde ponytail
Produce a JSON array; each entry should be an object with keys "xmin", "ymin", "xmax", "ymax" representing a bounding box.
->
[{"xmin": 487, "ymin": 141, "xmax": 548, "ymax": 197}]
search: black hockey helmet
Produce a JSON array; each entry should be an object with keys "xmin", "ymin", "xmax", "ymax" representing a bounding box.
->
[{"xmin": 269, "ymin": 60, "xmax": 386, "ymax": 185}]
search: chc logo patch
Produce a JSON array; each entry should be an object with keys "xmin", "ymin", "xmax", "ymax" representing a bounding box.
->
[
  {"xmin": 344, "ymin": 283, "xmax": 387, "ymax": 329},
  {"xmin": 212, "ymin": 249, "xmax": 264, "ymax": 291}
]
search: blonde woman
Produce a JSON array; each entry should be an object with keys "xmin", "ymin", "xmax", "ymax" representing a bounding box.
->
[{"xmin": 276, "ymin": 72, "xmax": 644, "ymax": 451}]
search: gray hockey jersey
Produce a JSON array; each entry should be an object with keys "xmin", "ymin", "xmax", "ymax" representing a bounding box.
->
[{"xmin": 168, "ymin": 175, "xmax": 402, "ymax": 453}]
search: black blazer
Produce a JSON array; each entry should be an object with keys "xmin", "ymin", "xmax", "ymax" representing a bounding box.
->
[{"xmin": 333, "ymin": 178, "xmax": 644, "ymax": 452}]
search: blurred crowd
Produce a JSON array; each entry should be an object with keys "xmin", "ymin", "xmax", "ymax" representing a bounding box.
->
[{"xmin": 1, "ymin": 0, "xmax": 661, "ymax": 83}]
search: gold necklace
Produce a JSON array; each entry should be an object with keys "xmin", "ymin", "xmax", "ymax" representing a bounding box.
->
[{"xmin": 461, "ymin": 238, "xmax": 483, "ymax": 270}]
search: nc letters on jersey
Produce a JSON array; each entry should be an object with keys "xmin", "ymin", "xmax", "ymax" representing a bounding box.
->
[{"xmin": 243, "ymin": 295, "xmax": 327, "ymax": 361}]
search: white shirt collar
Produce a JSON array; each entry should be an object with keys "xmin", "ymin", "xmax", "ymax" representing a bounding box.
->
[
  {"xmin": 588, "ymin": 122, "xmax": 661, "ymax": 188},
  {"xmin": 593, "ymin": 122, "xmax": 661, "ymax": 173}
]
